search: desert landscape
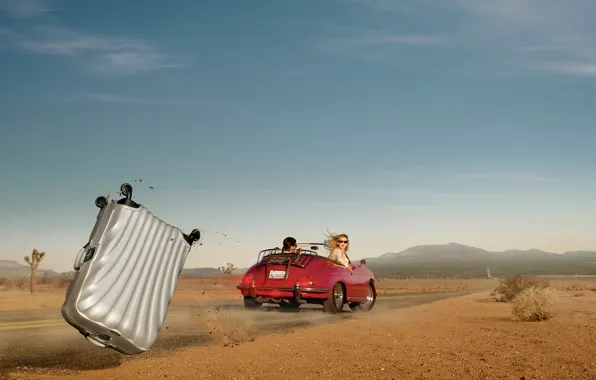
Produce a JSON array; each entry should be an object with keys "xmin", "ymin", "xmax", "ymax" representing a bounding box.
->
[
  {"xmin": 3, "ymin": 0, "xmax": 596, "ymax": 377},
  {"xmin": 1, "ymin": 264, "xmax": 595, "ymax": 380}
]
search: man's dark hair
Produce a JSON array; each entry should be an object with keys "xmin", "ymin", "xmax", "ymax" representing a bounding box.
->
[{"xmin": 283, "ymin": 237, "xmax": 297, "ymax": 250}]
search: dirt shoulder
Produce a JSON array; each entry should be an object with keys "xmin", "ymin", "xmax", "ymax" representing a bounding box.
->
[
  {"xmin": 0, "ymin": 277, "xmax": 493, "ymax": 311},
  {"xmin": 6, "ymin": 289, "xmax": 596, "ymax": 380}
]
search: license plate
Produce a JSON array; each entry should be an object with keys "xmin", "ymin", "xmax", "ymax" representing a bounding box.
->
[{"xmin": 268, "ymin": 270, "xmax": 286, "ymax": 279}]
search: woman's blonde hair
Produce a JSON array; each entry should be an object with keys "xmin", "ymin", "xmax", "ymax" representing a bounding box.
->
[{"xmin": 323, "ymin": 229, "xmax": 349, "ymax": 253}]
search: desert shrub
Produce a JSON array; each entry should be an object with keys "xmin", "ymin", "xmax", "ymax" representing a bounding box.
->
[
  {"xmin": 39, "ymin": 272, "xmax": 52, "ymax": 285},
  {"xmin": 0, "ymin": 278, "xmax": 13, "ymax": 290},
  {"xmin": 511, "ymin": 286, "xmax": 555, "ymax": 321},
  {"xmin": 17, "ymin": 277, "xmax": 28, "ymax": 289},
  {"xmin": 58, "ymin": 277, "xmax": 72, "ymax": 288},
  {"xmin": 214, "ymin": 262, "xmax": 237, "ymax": 286},
  {"xmin": 0, "ymin": 276, "xmax": 73, "ymax": 291},
  {"xmin": 558, "ymin": 284, "xmax": 596, "ymax": 292},
  {"xmin": 495, "ymin": 275, "xmax": 550, "ymax": 302}
]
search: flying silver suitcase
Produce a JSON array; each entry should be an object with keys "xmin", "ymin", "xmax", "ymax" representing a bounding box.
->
[{"xmin": 61, "ymin": 183, "xmax": 201, "ymax": 355}]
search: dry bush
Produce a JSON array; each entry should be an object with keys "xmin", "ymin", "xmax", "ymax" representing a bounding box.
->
[
  {"xmin": 39, "ymin": 272, "xmax": 52, "ymax": 285},
  {"xmin": 214, "ymin": 262, "xmax": 237, "ymax": 286},
  {"xmin": 4, "ymin": 277, "xmax": 29, "ymax": 290},
  {"xmin": 558, "ymin": 283, "xmax": 596, "ymax": 292},
  {"xmin": 0, "ymin": 276, "xmax": 72, "ymax": 291},
  {"xmin": 511, "ymin": 286, "xmax": 555, "ymax": 322},
  {"xmin": 58, "ymin": 277, "xmax": 72, "ymax": 288},
  {"xmin": 495, "ymin": 275, "xmax": 550, "ymax": 302}
]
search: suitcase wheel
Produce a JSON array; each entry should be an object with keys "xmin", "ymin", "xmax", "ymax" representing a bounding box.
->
[
  {"xmin": 120, "ymin": 183, "xmax": 133, "ymax": 198},
  {"xmin": 189, "ymin": 229, "xmax": 201, "ymax": 242},
  {"xmin": 95, "ymin": 196, "xmax": 108, "ymax": 209},
  {"xmin": 184, "ymin": 229, "xmax": 201, "ymax": 245}
]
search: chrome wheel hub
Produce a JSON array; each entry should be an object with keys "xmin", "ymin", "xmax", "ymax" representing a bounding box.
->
[
  {"xmin": 333, "ymin": 285, "xmax": 343, "ymax": 310},
  {"xmin": 361, "ymin": 286, "xmax": 374, "ymax": 308}
]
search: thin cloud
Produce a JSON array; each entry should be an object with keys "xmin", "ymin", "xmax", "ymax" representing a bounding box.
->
[
  {"xmin": 348, "ymin": 0, "xmax": 435, "ymax": 12},
  {"xmin": 56, "ymin": 93, "xmax": 163, "ymax": 105},
  {"xmin": 56, "ymin": 93, "xmax": 231, "ymax": 109},
  {"xmin": 322, "ymin": 34, "xmax": 440, "ymax": 50},
  {"xmin": 459, "ymin": 172, "xmax": 561, "ymax": 182},
  {"xmin": 0, "ymin": 0, "xmax": 61, "ymax": 18},
  {"xmin": 333, "ymin": 0, "xmax": 596, "ymax": 78},
  {"xmin": 315, "ymin": 32, "xmax": 441, "ymax": 60},
  {"xmin": 542, "ymin": 62, "xmax": 596, "ymax": 77},
  {"xmin": 452, "ymin": 0, "xmax": 596, "ymax": 77},
  {"xmin": 12, "ymin": 25, "xmax": 184, "ymax": 76},
  {"xmin": 86, "ymin": 94, "xmax": 145, "ymax": 104},
  {"xmin": 322, "ymin": 186, "xmax": 561, "ymax": 201}
]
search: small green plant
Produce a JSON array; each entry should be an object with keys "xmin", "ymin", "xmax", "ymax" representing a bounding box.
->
[
  {"xmin": 495, "ymin": 275, "xmax": 550, "ymax": 302},
  {"xmin": 24, "ymin": 249, "xmax": 45, "ymax": 294}
]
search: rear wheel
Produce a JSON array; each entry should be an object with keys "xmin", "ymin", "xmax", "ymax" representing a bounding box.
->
[
  {"xmin": 349, "ymin": 282, "xmax": 377, "ymax": 312},
  {"xmin": 323, "ymin": 282, "xmax": 345, "ymax": 314},
  {"xmin": 243, "ymin": 296, "xmax": 262, "ymax": 309}
]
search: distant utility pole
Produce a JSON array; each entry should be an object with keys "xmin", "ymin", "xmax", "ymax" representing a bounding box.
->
[{"xmin": 486, "ymin": 266, "xmax": 492, "ymax": 279}]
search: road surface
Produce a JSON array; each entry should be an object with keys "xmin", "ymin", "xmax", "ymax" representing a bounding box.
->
[{"xmin": 0, "ymin": 285, "xmax": 494, "ymax": 372}]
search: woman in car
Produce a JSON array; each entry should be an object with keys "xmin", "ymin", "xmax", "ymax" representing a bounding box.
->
[{"xmin": 325, "ymin": 232, "xmax": 352, "ymax": 273}]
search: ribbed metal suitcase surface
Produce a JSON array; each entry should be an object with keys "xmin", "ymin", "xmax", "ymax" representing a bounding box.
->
[{"xmin": 62, "ymin": 184, "xmax": 200, "ymax": 355}]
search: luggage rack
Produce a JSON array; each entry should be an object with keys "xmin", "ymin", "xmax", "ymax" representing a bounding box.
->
[
  {"xmin": 259, "ymin": 252, "xmax": 316, "ymax": 268},
  {"xmin": 261, "ymin": 251, "xmax": 317, "ymax": 280},
  {"xmin": 254, "ymin": 244, "xmax": 326, "ymax": 280},
  {"xmin": 256, "ymin": 242, "xmax": 324, "ymax": 262}
]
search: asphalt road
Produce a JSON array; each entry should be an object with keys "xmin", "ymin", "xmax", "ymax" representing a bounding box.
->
[{"xmin": 0, "ymin": 284, "xmax": 495, "ymax": 372}]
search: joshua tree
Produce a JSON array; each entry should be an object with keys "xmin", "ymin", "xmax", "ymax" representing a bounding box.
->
[{"xmin": 24, "ymin": 249, "xmax": 45, "ymax": 294}]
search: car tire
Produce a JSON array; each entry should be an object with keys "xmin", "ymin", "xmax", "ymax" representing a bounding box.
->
[
  {"xmin": 243, "ymin": 296, "xmax": 262, "ymax": 309},
  {"xmin": 349, "ymin": 282, "xmax": 377, "ymax": 312},
  {"xmin": 323, "ymin": 282, "xmax": 344, "ymax": 314}
]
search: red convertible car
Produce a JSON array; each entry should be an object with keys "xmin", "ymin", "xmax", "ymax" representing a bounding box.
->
[{"xmin": 236, "ymin": 243, "xmax": 377, "ymax": 313}]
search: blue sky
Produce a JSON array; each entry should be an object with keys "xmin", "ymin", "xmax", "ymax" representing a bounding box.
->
[{"xmin": 1, "ymin": 0, "xmax": 595, "ymax": 272}]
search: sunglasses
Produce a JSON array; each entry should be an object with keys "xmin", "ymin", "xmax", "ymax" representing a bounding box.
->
[{"xmin": 338, "ymin": 240, "xmax": 349, "ymax": 244}]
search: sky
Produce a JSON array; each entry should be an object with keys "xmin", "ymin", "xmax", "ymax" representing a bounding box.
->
[{"xmin": 0, "ymin": 0, "xmax": 595, "ymax": 272}]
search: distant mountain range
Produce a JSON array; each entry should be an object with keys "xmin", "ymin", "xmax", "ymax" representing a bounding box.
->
[
  {"xmin": 2, "ymin": 242, "xmax": 595, "ymax": 278},
  {"xmin": 0, "ymin": 260, "xmax": 63, "ymax": 278},
  {"xmin": 0, "ymin": 259, "xmax": 248, "ymax": 278},
  {"xmin": 363, "ymin": 243, "xmax": 596, "ymax": 277}
]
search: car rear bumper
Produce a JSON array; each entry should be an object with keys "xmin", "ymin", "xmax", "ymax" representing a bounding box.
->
[{"xmin": 236, "ymin": 283, "xmax": 330, "ymax": 301}]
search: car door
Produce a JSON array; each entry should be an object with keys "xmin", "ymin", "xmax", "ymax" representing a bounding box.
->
[
  {"xmin": 344, "ymin": 260, "xmax": 367, "ymax": 300},
  {"xmin": 350, "ymin": 261, "xmax": 369, "ymax": 299}
]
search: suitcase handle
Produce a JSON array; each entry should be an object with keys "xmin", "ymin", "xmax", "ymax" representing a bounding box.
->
[
  {"xmin": 74, "ymin": 243, "xmax": 97, "ymax": 270},
  {"xmin": 73, "ymin": 242, "xmax": 89, "ymax": 270}
]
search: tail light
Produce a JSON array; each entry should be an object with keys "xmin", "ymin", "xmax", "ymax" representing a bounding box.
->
[
  {"xmin": 297, "ymin": 276, "xmax": 315, "ymax": 286},
  {"xmin": 241, "ymin": 274, "xmax": 254, "ymax": 285}
]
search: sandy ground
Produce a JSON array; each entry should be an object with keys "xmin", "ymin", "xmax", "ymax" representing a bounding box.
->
[
  {"xmin": 0, "ymin": 277, "xmax": 594, "ymax": 380},
  {"xmin": 375, "ymin": 278, "xmax": 493, "ymax": 294},
  {"xmin": 542, "ymin": 276, "xmax": 596, "ymax": 292},
  {"xmin": 0, "ymin": 277, "xmax": 596, "ymax": 380}
]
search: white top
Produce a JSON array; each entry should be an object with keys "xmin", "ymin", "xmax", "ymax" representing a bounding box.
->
[{"xmin": 328, "ymin": 247, "xmax": 350, "ymax": 267}]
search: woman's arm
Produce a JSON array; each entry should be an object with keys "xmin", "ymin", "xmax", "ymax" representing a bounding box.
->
[{"xmin": 328, "ymin": 248, "xmax": 339, "ymax": 261}]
